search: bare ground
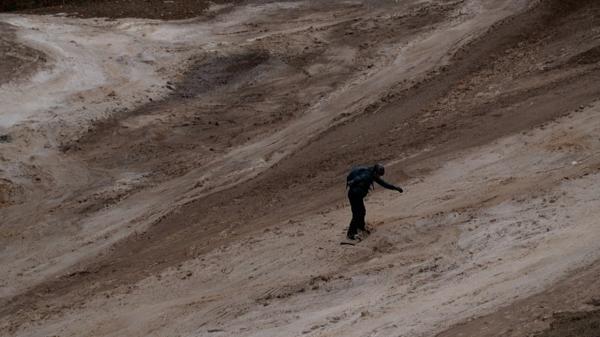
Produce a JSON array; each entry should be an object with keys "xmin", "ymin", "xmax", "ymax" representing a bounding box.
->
[
  {"xmin": 2, "ymin": 0, "xmax": 600, "ymax": 336},
  {"xmin": 2, "ymin": 0, "xmax": 240, "ymax": 20},
  {"xmin": 0, "ymin": 22, "xmax": 45, "ymax": 86}
]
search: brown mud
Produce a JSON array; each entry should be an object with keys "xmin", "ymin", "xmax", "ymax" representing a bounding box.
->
[
  {"xmin": 0, "ymin": 22, "xmax": 45, "ymax": 85},
  {"xmin": 2, "ymin": 0, "xmax": 241, "ymax": 19},
  {"xmin": 3, "ymin": 0, "xmax": 600, "ymax": 336}
]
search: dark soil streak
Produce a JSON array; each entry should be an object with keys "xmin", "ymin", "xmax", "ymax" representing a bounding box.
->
[
  {"xmin": 2, "ymin": 0, "xmax": 244, "ymax": 20},
  {"xmin": 0, "ymin": 22, "xmax": 46, "ymax": 86}
]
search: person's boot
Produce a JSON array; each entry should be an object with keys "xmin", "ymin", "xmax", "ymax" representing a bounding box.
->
[{"xmin": 347, "ymin": 232, "xmax": 359, "ymax": 241}]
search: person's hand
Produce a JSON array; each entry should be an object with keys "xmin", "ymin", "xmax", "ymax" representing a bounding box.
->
[{"xmin": 396, "ymin": 187, "xmax": 403, "ymax": 193}]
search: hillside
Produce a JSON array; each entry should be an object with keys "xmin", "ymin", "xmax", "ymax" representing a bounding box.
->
[{"xmin": 2, "ymin": 0, "xmax": 600, "ymax": 336}]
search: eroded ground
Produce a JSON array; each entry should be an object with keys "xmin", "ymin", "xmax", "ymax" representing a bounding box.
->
[{"xmin": 2, "ymin": 0, "xmax": 600, "ymax": 336}]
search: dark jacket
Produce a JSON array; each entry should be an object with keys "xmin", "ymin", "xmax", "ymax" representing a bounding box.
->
[{"xmin": 346, "ymin": 166, "xmax": 401, "ymax": 194}]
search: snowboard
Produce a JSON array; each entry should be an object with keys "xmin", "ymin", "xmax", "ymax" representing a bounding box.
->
[{"xmin": 340, "ymin": 228, "xmax": 373, "ymax": 246}]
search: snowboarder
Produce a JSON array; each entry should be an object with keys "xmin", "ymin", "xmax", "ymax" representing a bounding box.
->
[{"xmin": 345, "ymin": 164, "xmax": 403, "ymax": 240}]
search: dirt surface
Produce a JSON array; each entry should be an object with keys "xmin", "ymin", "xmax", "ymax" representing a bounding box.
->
[
  {"xmin": 436, "ymin": 252, "xmax": 600, "ymax": 337},
  {"xmin": 3, "ymin": 0, "xmax": 242, "ymax": 20},
  {"xmin": 3, "ymin": 0, "xmax": 600, "ymax": 336},
  {"xmin": 0, "ymin": 22, "xmax": 45, "ymax": 85},
  {"xmin": 540, "ymin": 310, "xmax": 600, "ymax": 337}
]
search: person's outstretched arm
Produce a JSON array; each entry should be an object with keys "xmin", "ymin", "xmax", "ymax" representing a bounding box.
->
[{"xmin": 374, "ymin": 176, "xmax": 403, "ymax": 193}]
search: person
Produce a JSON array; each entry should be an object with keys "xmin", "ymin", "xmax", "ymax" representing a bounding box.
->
[{"xmin": 345, "ymin": 164, "xmax": 403, "ymax": 240}]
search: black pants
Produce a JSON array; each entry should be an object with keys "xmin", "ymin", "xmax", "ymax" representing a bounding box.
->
[{"xmin": 347, "ymin": 187, "xmax": 368, "ymax": 238}]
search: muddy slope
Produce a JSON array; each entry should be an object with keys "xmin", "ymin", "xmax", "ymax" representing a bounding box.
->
[
  {"xmin": 0, "ymin": 0, "xmax": 578, "ymax": 318},
  {"xmin": 3, "ymin": 0, "xmax": 600, "ymax": 336},
  {"xmin": 88, "ymin": 0, "xmax": 600, "ymax": 297},
  {"xmin": 1, "ymin": 0, "xmax": 473, "ymax": 328}
]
